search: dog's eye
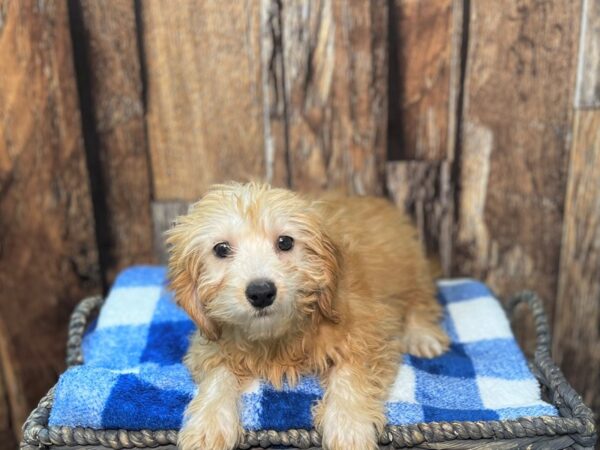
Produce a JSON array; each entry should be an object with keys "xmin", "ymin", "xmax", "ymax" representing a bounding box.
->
[
  {"xmin": 277, "ymin": 235, "xmax": 294, "ymax": 252},
  {"xmin": 213, "ymin": 242, "xmax": 232, "ymax": 258}
]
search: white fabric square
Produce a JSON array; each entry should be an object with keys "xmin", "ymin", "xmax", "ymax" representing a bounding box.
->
[
  {"xmin": 477, "ymin": 377, "xmax": 544, "ymax": 409},
  {"xmin": 448, "ymin": 296, "xmax": 512, "ymax": 343},
  {"xmin": 97, "ymin": 286, "xmax": 162, "ymax": 329},
  {"xmin": 387, "ymin": 364, "xmax": 417, "ymax": 403}
]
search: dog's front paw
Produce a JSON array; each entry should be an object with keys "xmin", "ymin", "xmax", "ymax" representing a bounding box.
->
[
  {"xmin": 177, "ymin": 409, "xmax": 241, "ymax": 450},
  {"xmin": 315, "ymin": 403, "xmax": 379, "ymax": 450},
  {"xmin": 402, "ymin": 325, "xmax": 449, "ymax": 358}
]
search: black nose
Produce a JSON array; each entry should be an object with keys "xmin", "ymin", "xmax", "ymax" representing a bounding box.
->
[{"xmin": 245, "ymin": 279, "xmax": 277, "ymax": 309}]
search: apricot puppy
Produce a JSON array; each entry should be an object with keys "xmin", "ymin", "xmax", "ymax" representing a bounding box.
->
[{"xmin": 167, "ymin": 182, "xmax": 448, "ymax": 450}]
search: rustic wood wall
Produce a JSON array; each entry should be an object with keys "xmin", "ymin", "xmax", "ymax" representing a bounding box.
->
[
  {"xmin": 0, "ymin": 0, "xmax": 598, "ymax": 447},
  {"xmin": 0, "ymin": 2, "xmax": 101, "ymax": 446}
]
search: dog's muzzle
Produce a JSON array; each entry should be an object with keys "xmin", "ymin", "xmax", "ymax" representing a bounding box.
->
[{"xmin": 245, "ymin": 279, "xmax": 277, "ymax": 309}]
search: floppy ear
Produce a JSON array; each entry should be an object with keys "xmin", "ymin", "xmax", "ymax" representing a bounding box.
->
[
  {"xmin": 169, "ymin": 268, "xmax": 221, "ymax": 341},
  {"xmin": 167, "ymin": 231, "xmax": 221, "ymax": 341},
  {"xmin": 315, "ymin": 231, "xmax": 341, "ymax": 323}
]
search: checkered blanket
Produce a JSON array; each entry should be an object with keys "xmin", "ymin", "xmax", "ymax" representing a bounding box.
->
[{"xmin": 49, "ymin": 266, "xmax": 557, "ymax": 431}]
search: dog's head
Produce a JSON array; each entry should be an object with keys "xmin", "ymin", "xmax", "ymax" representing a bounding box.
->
[{"xmin": 167, "ymin": 182, "xmax": 340, "ymax": 341}]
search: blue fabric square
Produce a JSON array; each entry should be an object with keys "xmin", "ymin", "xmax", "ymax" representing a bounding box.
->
[
  {"xmin": 407, "ymin": 343, "xmax": 476, "ymax": 378},
  {"xmin": 140, "ymin": 321, "xmax": 195, "ymax": 365},
  {"xmin": 85, "ymin": 326, "xmax": 150, "ymax": 369},
  {"xmin": 113, "ymin": 266, "xmax": 167, "ymax": 288},
  {"xmin": 137, "ymin": 363, "xmax": 195, "ymax": 391},
  {"xmin": 438, "ymin": 280, "xmax": 492, "ymax": 304},
  {"xmin": 415, "ymin": 370, "xmax": 483, "ymax": 409},
  {"xmin": 423, "ymin": 406, "xmax": 498, "ymax": 422},
  {"xmin": 240, "ymin": 392, "xmax": 263, "ymax": 430},
  {"xmin": 50, "ymin": 366, "xmax": 121, "ymax": 428},
  {"xmin": 465, "ymin": 339, "xmax": 531, "ymax": 379},
  {"xmin": 496, "ymin": 404, "xmax": 558, "ymax": 420},
  {"xmin": 101, "ymin": 373, "xmax": 192, "ymax": 429},
  {"xmin": 386, "ymin": 403, "xmax": 424, "ymax": 425},
  {"xmin": 261, "ymin": 390, "xmax": 319, "ymax": 430}
]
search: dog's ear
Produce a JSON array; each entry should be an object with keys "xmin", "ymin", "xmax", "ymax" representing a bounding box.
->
[
  {"xmin": 167, "ymin": 228, "xmax": 221, "ymax": 341},
  {"xmin": 170, "ymin": 269, "xmax": 221, "ymax": 341},
  {"xmin": 315, "ymin": 231, "xmax": 341, "ymax": 323}
]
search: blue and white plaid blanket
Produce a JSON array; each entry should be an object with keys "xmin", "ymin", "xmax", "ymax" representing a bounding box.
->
[{"xmin": 49, "ymin": 266, "xmax": 557, "ymax": 431}]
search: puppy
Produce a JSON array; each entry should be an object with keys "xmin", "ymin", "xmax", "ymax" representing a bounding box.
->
[{"xmin": 167, "ymin": 182, "xmax": 448, "ymax": 450}]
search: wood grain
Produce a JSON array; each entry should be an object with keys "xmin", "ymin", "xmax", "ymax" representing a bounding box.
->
[
  {"xmin": 575, "ymin": 0, "xmax": 600, "ymax": 109},
  {"xmin": 0, "ymin": 333, "xmax": 17, "ymax": 450},
  {"xmin": 454, "ymin": 0, "xmax": 581, "ymax": 352},
  {"xmin": 385, "ymin": 0, "xmax": 462, "ymax": 274},
  {"xmin": 388, "ymin": 0, "xmax": 458, "ymax": 161},
  {"xmin": 259, "ymin": 0, "xmax": 289, "ymax": 189},
  {"xmin": 151, "ymin": 201, "xmax": 189, "ymax": 264},
  {"xmin": 553, "ymin": 110, "xmax": 600, "ymax": 427},
  {"xmin": 0, "ymin": 0, "xmax": 100, "ymax": 439},
  {"xmin": 386, "ymin": 161, "xmax": 453, "ymax": 275},
  {"xmin": 142, "ymin": 0, "xmax": 273, "ymax": 201},
  {"xmin": 281, "ymin": 0, "xmax": 388, "ymax": 195},
  {"xmin": 73, "ymin": 0, "xmax": 154, "ymax": 283}
]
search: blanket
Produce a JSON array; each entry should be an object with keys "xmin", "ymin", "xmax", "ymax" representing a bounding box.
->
[{"xmin": 49, "ymin": 266, "xmax": 557, "ymax": 431}]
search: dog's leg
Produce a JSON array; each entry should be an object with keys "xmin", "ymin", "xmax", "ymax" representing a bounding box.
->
[
  {"xmin": 401, "ymin": 312, "xmax": 449, "ymax": 358},
  {"xmin": 315, "ymin": 363, "xmax": 389, "ymax": 450},
  {"xmin": 178, "ymin": 365, "xmax": 242, "ymax": 450}
]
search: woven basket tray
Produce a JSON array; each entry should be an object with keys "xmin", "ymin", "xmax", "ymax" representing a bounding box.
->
[{"xmin": 21, "ymin": 292, "xmax": 597, "ymax": 449}]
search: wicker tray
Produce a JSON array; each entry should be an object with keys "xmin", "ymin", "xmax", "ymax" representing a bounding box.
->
[{"xmin": 21, "ymin": 292, "xmax": 597, "ymax": 449}]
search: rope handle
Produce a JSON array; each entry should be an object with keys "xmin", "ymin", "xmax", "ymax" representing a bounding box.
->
[
  {"xmin": 506, "ymin": 291, "xmax": 595, "ymax": 435},
  {"xmin": 66, "ymin": 295, "xmax": 104, "ymax": 367},
  {"xmin": 506, "ymin": 290, "xmax": 552, "ymax": 359}
]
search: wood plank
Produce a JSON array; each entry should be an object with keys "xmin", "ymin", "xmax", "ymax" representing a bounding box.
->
[
  {"xmin": 0, "ymin": 333, "xmax": 17, "ymax": 450},
  {"xmin": 388, "ymin": 0, "xmax": 457, "ymax": 161},
  {"xmin": 151, "ymin": 201, "xmax": 189, "ymax": 264},
  {"xmin": 386, "ymin": 161, "xmax": 453, "ymax": 275},
  {"xmin": 575, "ymin": 0, "xmax": 600, "ymax": 109},
  {"xmin": 142, "ymin": 0, "xmax": 389, "ymax": 199},
  {"xmin": 0, "ymin": 0, "xmax": 100, "ymax": 438},
  {"xmin": 454, "ymin": 1, "xmax": 581, "ymax": 352},
  {"xmin": 280, "ymin": 0, "xmax": 388, "ymax": 195},
  {"xmin": 72, "ymin": 0, "xmax": 155, "ymax": 283},
  {"xmin": 260, "ymin": 0, "xmax": 289, "ymax": 189},
  {"xmin": 142, "ymin": 0, "xmax": 284, "ymax": 201},
  {"xmin": 553, "ymin": 110, "xmax": 600, "ymax": 427},
  {"xmin": 385, "ymin": 0, "xmax": 462, "ymax": 272}
]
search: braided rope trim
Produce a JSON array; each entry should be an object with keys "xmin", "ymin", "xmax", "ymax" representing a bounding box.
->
[
  {"xmin": 65, "ymin": 295, "xmax": 103, "ymax": 367},
  {"xmin": 21, "ymin": 292, "xmax": 597, "ymax": 449}
]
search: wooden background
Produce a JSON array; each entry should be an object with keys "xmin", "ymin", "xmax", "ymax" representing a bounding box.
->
[{"xmin": 0, "ymin": 0, "xmax": 598, "ymax": 447}]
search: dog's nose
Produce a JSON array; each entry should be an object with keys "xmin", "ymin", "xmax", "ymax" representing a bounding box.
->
[{"xmin": 245, "ymin": 279, "xmax": 277, "ymax": 309}]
